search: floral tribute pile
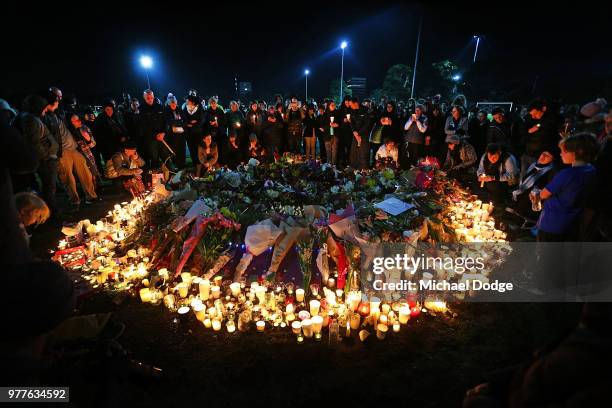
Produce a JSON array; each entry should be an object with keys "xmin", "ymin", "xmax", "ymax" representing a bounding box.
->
[{"xmin": 53, "ymin": 155, "xmax": 509, "ymax": 342}]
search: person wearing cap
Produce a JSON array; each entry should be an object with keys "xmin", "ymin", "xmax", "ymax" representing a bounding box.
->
[
  {"xmin": 487, "ymin": 107, "xmax": 512, "ymax": 152},
  {"xmin": 93, "ymin": 100, "xmax": 128, "ymax": 162},
  {"xmin": 164, "ymin": 94, "xmax": 187, "ymax": 169},
  {"xmin": 204, "ymin": 96, "xmax": 226, "ymax": 146},
  {"xmin": 443, "ymin": 133, "xmax": 478, "ymax": 183},
  {"xmin": 138, "ymin": 89, "xmax": 167, "ymax": 168}
]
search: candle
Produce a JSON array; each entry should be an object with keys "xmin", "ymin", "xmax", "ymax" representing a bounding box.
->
[
  {"xmin": 285, "ymin": 303, "xmax": 295, "ymax": 314},
  {"xmin": 369, "ymin": 297, "xmax": 381, "ymax": 315},
  {"xmin": 424, "ymin": 300, "xmax": 447, "ymax": 313},
  {"xmin": 211, "ymin": 285, "xmax": 221, "ymax": 299},
  {"xmin": 295, "ymin": 288, "xmax": 305, "ymax": 302},
  {"xmin": 177, "ymin": 283, "xmax": 189, "ymax": 298},
  {"xmin": 309, "ymin": 300, "xmax": 321, "ymax": 316},
  {"xmin": 256, "ymin": 320, "xmax": 265, "ymax": 332},
  {"xmin": 348, "ymin": 292, "xmax": 361, "ymax": 311},
  {"xmin": 381, "ymin": 303, "xmax": 391, "ymax": 315},
  {"xmin": 212, "ymin": 319, "xmax": 222, "ymax": 331},
  {"xmin": 291, "ymin": 320, "xmax": 302, "ymax": 335},
  {"xmin": 193, "ymin": 303, "xmax": 206, "ymax": 321},
  {"xmin": 203, "ymin": 318, "xmax": 212, "ymax": 328},
  {"xmin": 325, "ymin": 290, "xmax": 336, "ymax": 306},
  {"xmin": 399, "ymin": 305, "xmax": 411, "ymax": 324},
  {"xmin": 393, "ymin": 323, "xmax": 401, "ymax": 333},
  {"xmin": 286, "ymin": 313, "xmax": 296, "ymax": 323},
  {"xmin": 302, "ymin": 319, "xmax": 313, "ymax": 338},
  {"xmin": 349, "ymin": 313, "xmax": 361, "ymax": 330},
  {"xmin": 163, "ymin": 294, "xmax": 176, "ymax": 310},
  {"xmin": 311, "ymin": 315, "xmax": 323, "ymax": 334},
  {"xmin": 181, "ymin": 272, "xmax": 192, "ymax": 285},
  {"xmin": 376, "ymin": 323, "xmax": 388, "ymax": 340},
  {"xmin": 358, "ymin": 302, "xmax": 370, "ymax": 316},
  {"xmin": 226, "ymin": 320, "xmax": 236, "ymax": 333},
  {"xmin": 230, "ymin": 282, "xmax": 241, "ymax": 297},
  {"xmin": 298, "ymin": 310, "xmax": 311, "ymax": 321},
  {"xmin": 379, "ymin": 315, "xmax": 388, "ymax": 326},
  {"xmin": 139, "ymin": 288, "xmax": 152, "ymax": 303},
  {"xmin": 255, "ymin": 286, "xmax": 266, "ymax": 304}
]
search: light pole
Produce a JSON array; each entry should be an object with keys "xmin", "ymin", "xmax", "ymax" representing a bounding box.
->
[
  {"xmin": 473, "ymin": 35, "xmax": 481, "ymax": 63},
  {"xmin": 304, "ymin": 69, "xmax": 310, "ymax": 102},
  {"xmin": 410, "ymin": 15, "xmax": 423, "ymax": 99},
  {"xmin": 140, "ymin": 55, "xmax": 153, "ymax": 89},
  {"xmin": 339, "ymin": 41, "xmax": 347, "ymax": 102}
]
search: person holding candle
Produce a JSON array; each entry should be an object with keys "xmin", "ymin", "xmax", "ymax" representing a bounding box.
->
[
  {"xmin": 182, "ymin": 95, "xmax": 205, "ymax": 172},
  {"xmin": 220, "ymin": 132, "xmax": 243, "ymax": 169},
  {"xmin": 476, "ymin": 143, "xmax": 519, "ymax": 206},
  {"xmin": 262, "ymin": 105, "xmax": 285, "ymax": 159},
  {"xmin": 196, "ymin": 133, "xmax": 219, "ymax": 177},
  {"xmin": 245, "ymin": 101, "xmax": 265, "ymax": 142},
  {"xmin": 321, "ymin": 101, "xmax": 340, "ymax": 165},
  {"xmin": 403, "ymin": 104, "xmax": 429, "ymax": 168},
  {"xmin": 204, "ymin": 97, "xmax": 226, "ymax": 146}
]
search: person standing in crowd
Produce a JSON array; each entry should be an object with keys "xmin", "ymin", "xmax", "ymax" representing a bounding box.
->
[
  {"xmin": 521, "ymin": 99, "xmax": 560, "ymax": 178},
  {"xmin": 469, "ymin": 109, "xmax": 490, "ymax": 157},
  {"xmin": 487, "ymin": 107, "xmax": 512, "ymax": 152},
  {"xmin": 338, "ymin": 95, "xmax": 353, "ymax": 167},
  {"xmin": 196, "ymin": 134, "xmax": 218, "ymax": 177},
  {"xmin": 46, "ymin": 91, "xmax": 98, "ymax": 208},
  {"xmin": 476, "ymin": 143, "xmax": 519, "ymax": 205},
  {"xmin": 316, "ymin": 104, "xmax": 327, "ymax": 162},
  {"xmin": 403, "ymin": 103, "xmax": 428, "ymax": 168},
  {"xmin": 426, "ymin": 105, "xmax": 446, "ymax": 161},
  {"xmin": 371, "ymin": 101, "xmax": 401, "ymax": 167},
  {"xmin": 321, "ymin": 101, "xmax": 340, "ymax": 165},
  {"xmin": 93, "ymin": 101, "xmax": 128, "ymax": 163},
  {"xmin": 183, "ymin": 95, "xmax": 205, "ymax": 170},
  {"xmin": 139, "ymin": 89, "xmax": 167, "ymax": 168},
  {"xmin": 262, "ymin": 105, "xmax": 284, "ymax": 159},
  {"xmin": 445, "ymin": 105, "xmax": 469, "ymax": 143},
  {"xmin": 124, "ymin": 97, "xmax": 141, "ymax": 149},
  {"xmin": 349, "ymin": 97, "xmax": 372, "ymax": 170},
  {"xmin": 204, "ymin": 97, "xmax": 226, "ymax": 145},
  {"xmin": 444, "ymin": 134, "xmax": 478, "ymax": 184},
  {"xmin": 225, "ymin": 100, "xmax": 244, "ymax": 151},
  {"xmin": 511, "ymin": 150, "xmax": 556, "ymax": 222},
  {"xmin": 303, "ymin": 105, "xmax": 318, "ymax": 160},
  {"xmin": 285, "ymin": 97, "xmax": 304, "ymax": 154},
  {"xmin": 220, "ymin": 132, "xmax": 243, "ymax": 168},
  {"xmin": 164, "ymin": 94, "xmax": 187, "ymax": 169},
  {"xmin": 68, "ymin": 114, "xmax": 101, "ymax": 193},
  {"xmin": 245, "ymin": 101, "xmax": 265, "ymax": 142},
  {"xmin": 12, "ymin": 95, "xmax": 59, "ymax": 214},
  {"xmin": 533, "ymin": 133, "xmax": 598, "ymax": 242}
]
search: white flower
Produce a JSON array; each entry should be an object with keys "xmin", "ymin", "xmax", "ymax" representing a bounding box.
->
[{"xmin": 330, "ymin": 186, "xmax": 340, "ymax": 194}]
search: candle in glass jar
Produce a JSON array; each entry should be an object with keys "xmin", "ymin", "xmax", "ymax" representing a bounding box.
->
[
  {"xmin": 291, "ymin": 320, "xmax": 302, "ymax": 335},
  {"xmin": 163, "ymin": 294, "xmax": 176, "ymax": 310},
  {"xmin": 212, "ymin": 319, "xmax": 222, "ymax": 331},
  {"xmin": 376, "ymin": 323, "xmax": 388, "ymax": 340},
  {"xmin": 211, "ymin": 285, "xmax": 221, "ymax": 299},
  {"xmin": 350, "ymin": 313, "xmax": 361, "ymax": 330},
  {"xmin": 295, "ymin": 288, "xmax": 305, "ymax": 302},
  {"xmin": 311, "ymin": 315, "xmax": 323, "ymax": 334},
  {"xmin": 286, "ymin": 303, "xmax": 295, "ymax": 314},
  {"xmin": 393, "ymin": 322, "xmax": 400, "ymax": 333},
  {"xmin": 301, "ymin": 319, "xmax": 313, "ymax": 338},
  {"xmin": 139, "ymin": 288, "xmax": 152, "ymax": 303},
  {"xmin": 309, "ymin": 299, "xmax": 321, "ymax": 316},
  {"xmin": 399, "ymin": 305, "xmax": 411, "ymax": 324},
  {"xmin": 193, "ymin": 303, "xmax": 206, "ymax": 321},
  {"xmin": 379, "ymin": 314, "xmax": 388, "ymax": 326},
  {"xmin": 381, "ymin": 303, "xmax": 391, "ymax": 315},
  {"xmin": 177, "ymin": 283, "xmax": 189, "ymax": 298},
  {"xmin": 255, "ymin": 286, "xmax": 266, "ymax": 303},
  {"xmin": 256, "ymin": 320, "xmax": 265, "ymax": 332},
  {"xmin": 230, "ymin": 282, "xmax": 241, "ymax": 297},
  {"xmin": 203, "ymin": 318, "xmax": 212, "ymax": 328},
  {"xmin": 181, "ymin": 272, "xmax": 192, "ymax": 285},
  {"xmin": 226, "ymin": 320, "xmax": 236, "ymax": 333},
  {"xmin": 369, "ymin": 297, "xmax": 381, "ymax": 314}
]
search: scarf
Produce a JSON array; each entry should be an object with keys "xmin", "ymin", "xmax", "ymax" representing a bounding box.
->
[
  {"xmin": 186, "ymin": 105, "xmax": 198, "ymax": 115},
  {"xmin": 515, "ymin": 162, "xmax": 553, "ymax": 195}
]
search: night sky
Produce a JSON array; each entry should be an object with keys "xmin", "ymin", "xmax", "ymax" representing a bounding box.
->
[{"xmin": 2, "ymin": 2, "xmax": 609, "ymax": 105}]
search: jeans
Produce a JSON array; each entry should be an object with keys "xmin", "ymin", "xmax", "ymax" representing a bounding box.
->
[
  {"xmin": 324, "ymin": 136, "xmax": 338, "ymax": 165},
  {"xmin": 304, "ymin": 136, "xmax": 316, "ymax": 160}
]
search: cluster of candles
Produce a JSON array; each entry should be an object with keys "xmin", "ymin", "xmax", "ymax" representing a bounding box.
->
[
  {"xmin": 135, "ymin": 270, "xmax": 447, "ymax": 343},
  {"xmin": 448, "ymin": 199, "xmax": 507, "ymax": 242}
]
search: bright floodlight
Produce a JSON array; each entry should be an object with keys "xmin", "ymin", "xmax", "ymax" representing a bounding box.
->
[
  {"xmin": 452, "ymin": 74, "xmax": 461, "ymax": 81},
  {"xmin": 305, "ymin": 69, "xmax": 310, "ymax": 75},
  {"xmin": 140, "ymin": 55, "xmax": 153, "ymax": 69},
  {"xmin": 340, "ymin": 41, "xmax": 348, "ymax": 49}
]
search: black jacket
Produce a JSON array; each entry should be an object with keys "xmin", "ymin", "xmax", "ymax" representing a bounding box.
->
[
  {"xmin": 182, "ymin": 105, "xmax": 205, "ymax": 139},
  {"xmin": 93, "ymin": 112, "xmax": 128, "ymax": 157},
  {"xmin": 203, "ymin": 107, "xmax": 226, "ymax": 141},
  {"xmin": 262, "ymin": 113, "xmax": 285, "ymax": 146},
  {"xmin": 138, "ymin": 100, "xmax": 166, "ymax": 142}
]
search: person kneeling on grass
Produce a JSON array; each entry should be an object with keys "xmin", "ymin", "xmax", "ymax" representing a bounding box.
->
[
  {"xmin": 196, "ymin": 133, "xmax": 219, "ymax": 177},
  {"xmin": 375, "ymin": 138, "xmax": 399, "ymax": 169},
  {"xmin": 106, "ymin": 142, "xmax": 146, "ymax": 197},
  {"xmin": 477, "ymin": 143, "xmax": 519, "ymax": 205}
]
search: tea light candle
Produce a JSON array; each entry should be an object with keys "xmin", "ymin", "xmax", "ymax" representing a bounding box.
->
[
  {"xmin": 309, "ymin": 300, "xmax": 321, "ymax": 316},
  {"xmin": 393, "ymin": 322, "xmax": 400, "ymax": 333},
  {"xmin": 211, "ymin": 285, "xmax": 221, "ymax": 299},
  {"xmin": 295, "ymin": 288, "xmax": 305, "ymax": 302},
  {"xmin": 230, "ymin": 282, "xmax": 241, "ymax": 297},
  {"xmin": 256, "ymin": 320, "xmax": 265, "ymax": 332},
  {"xmin": 291, "ymin": 320, "xmax": 302, "ymax": 335},
  {"xmin": 376, "ymin": 323, "xmax": 388, "ymax": 340},
  {"xmin": 226, "ymin": 320, "xmax": 236, "ymax": 333},
  {"xmin": 203, "ymin": 318, "xmax": 212, "ymax": 328},
  {"xmin": 302, "ymin": 319, "xmax": 313, "ymax": 338},
  {"xmin": 212, "ymin": 319, "xmax": 222, "ymax": 331}
]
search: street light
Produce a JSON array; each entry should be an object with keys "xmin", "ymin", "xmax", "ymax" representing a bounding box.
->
[
  {"xmin": 473, "ymin": 35, "xmax": 481, "ymax": 63},
  {"xmin": 339, "ymin": 41, "xmax": 348, "ymax": 102},
  {"xmin": 140, "ymin": 55, "xmax": 153, "ymax": 89},
  {"xmin": 304, "ymin": 69, "xmax": 310, "ymax": 102},
  {"xmin": 452, "ymin": 74, "xmax": 462, "ymax": 82}
]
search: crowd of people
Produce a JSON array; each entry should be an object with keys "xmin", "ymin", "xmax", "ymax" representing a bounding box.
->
[{"xmin": 1, "ymin": 85, "xmax": 611, "ymax": 405}]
